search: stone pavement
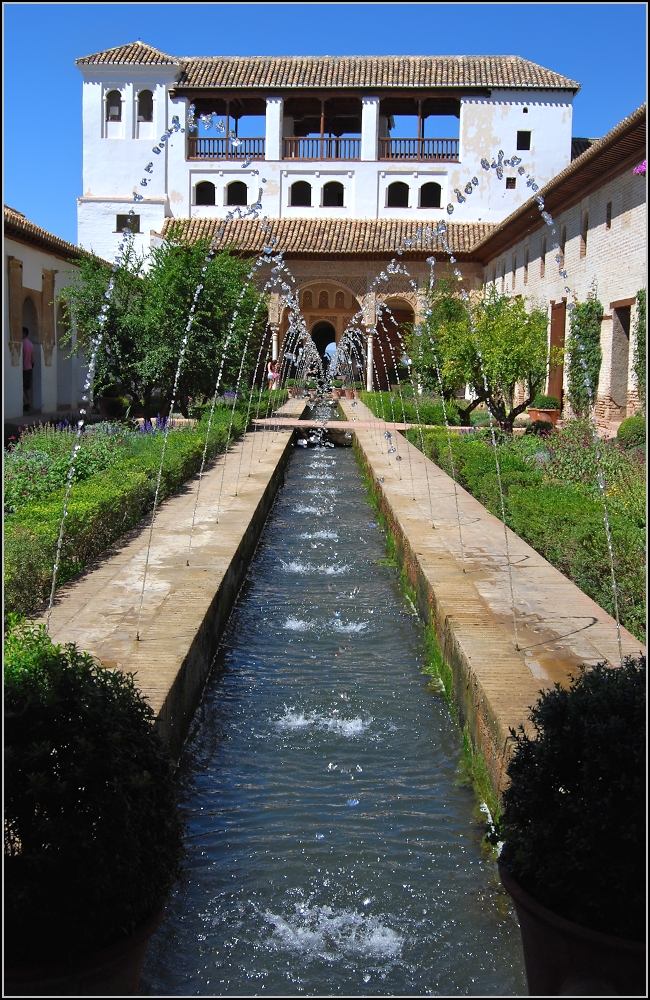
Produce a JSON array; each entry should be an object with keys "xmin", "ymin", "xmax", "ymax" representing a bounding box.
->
[
  {"xmin": 338, "ymin": 399, "xmax": 644, "ymax": 795},
  {"xmin": 38, "ymin": 399, "xmax": 306, "ymax": 755}
]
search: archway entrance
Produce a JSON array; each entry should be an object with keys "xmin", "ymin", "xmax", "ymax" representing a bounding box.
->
[
  {"xmin": 311, "ymin": 321, "xmax": 336, "ymax": 363},
  {"xmin": 22, "ymin": 295, "xmax": 41, "ymax": 411},
  {"xmin": 375, "ymin": 299, "xmax": 415, "ymax": 390}
]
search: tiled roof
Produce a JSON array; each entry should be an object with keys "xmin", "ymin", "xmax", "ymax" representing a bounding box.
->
[
  {"xmin": 76, "ymin": 43, "xmax": 580, "ymax": 91},
  {"xmin": 159, "ymin": 217, "xmax": 496, "ymax": 257},
  {"xmin": 471, "ymin": 104, "xmax": 647, "ymax": 262},
  {"xmin": 4, "ymin": 206, "xmax": 107, "ymax": 265},
  {"xmin": 76, "ymin": 41, "xmax": 179, "ymax": 66},
  {"xmin": 571, "ymin": 137, "xmax": 597, "ymax": 160}
]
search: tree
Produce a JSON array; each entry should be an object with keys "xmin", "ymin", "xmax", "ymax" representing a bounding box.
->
[
  {"xmin": 58, "ymin": 231, "xmax": 267, "ymax": 417},
  {"xmin": 410, "ymin": 283, "xmax": 552, "ymax": 432},
  {"xmin": 565, "ymin": 290, "xmax": 603, "ymax": 416}
]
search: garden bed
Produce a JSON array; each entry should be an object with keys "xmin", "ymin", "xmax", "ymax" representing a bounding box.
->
[
  {"xmin": 405, "ymin": 420, "xmax": 646, "ymax": 642},
  {"xmin": 4, "ymin": 409, "xmax": 247, "ymax": 621}
]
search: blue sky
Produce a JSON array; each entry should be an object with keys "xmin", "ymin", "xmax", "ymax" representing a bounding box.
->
[{"xmin": 3, "ymin": 2, "xmax": 647, "ymax": 245}]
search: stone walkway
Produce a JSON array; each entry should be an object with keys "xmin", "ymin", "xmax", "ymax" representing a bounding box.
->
[
  {"xmin": 39, "ymin": 400, "xmax": 306, "ymax": 754},
  {"xmin": 339, "ymin": 399, "xmax": 644, "ymax": 793}
]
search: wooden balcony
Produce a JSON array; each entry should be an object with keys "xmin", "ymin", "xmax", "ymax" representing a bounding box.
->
[
  {"xmin": 379, "ymin": 138, "xmax": 459, "ymax": 161},
  {"xmin": 283, "ymin": 137, "xmax": 361, "ymax": 160},
  {"xmin": 187, "ymin": 137, "xmax": 265, "ymax": 160}
]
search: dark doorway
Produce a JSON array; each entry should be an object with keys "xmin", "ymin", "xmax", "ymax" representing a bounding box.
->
[
  {"xmin": 611, "ymin": 306, "xmax": 631, "ymax": 411},
  {"xmin": 311, "ymin": 321, "xmax": 336, "ymax": 360}
]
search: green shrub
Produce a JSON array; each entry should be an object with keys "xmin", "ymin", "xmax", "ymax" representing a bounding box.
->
[
  {"xmin": 617, "ymin": 413, "xmax": 645, "ymax": 449},
  {"xmin": 409, "ymin": 422, "xmax": 646, "ymax": 641},
  {"xmin": 360, "ymin": 391, "xmax": 459, "ymax": 426},
  {"xmin": 4, "ymin": 621, "xmax": 185, "ymax": 963},
  {"xmin": 4, "ymin": 415, "xmax": 242, "ymax": 621},
  {"xmin": 530, "ymin": 394, "xmax": 561, "ymax": 410},
  {"xmin": 525, "ymin": 419, "xmax": 555, "ymax": 436},
  {"xmin": 499, "ymin": 657, "xmax": 646, "ymax": 940}
]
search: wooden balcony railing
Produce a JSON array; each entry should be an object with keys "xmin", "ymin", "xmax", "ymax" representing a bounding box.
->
[
  {"xmin": 379, "ymin": 138, "xmax": 459, "ymax": 161},
  {"xmin": 187, "ymin": 137, "xmax": 265, "ymax": 160},
  {"xmin": 283, "ymin": 137, "xmax": 361, "ymax": 160}
]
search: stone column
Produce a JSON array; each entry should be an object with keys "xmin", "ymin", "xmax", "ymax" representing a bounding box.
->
[
  {"xmin": 7, "ymin": 257, "xmax": 23, "ymax": 366},
  {"xmin": 361, "ymin": 96, "xmax": 380, "ymax": 161},
  {"xmin": 363, "ymin": 293, "xmax": 377, "ymax": 391},
  {"xmin": 265, "ymin": 96, "xmax": 283, "ymax": 161},
  {"xmin": 268, "ymin": 292, "xmax": 282, "ymax": 360}
]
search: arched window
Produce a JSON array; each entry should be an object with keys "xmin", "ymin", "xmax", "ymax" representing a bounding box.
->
[
  {"xmin": 137, "ymin": 90, "xmax": 153, "ymax": 123},
  {"xmin": 387, "ymin": 182, "xmax": 409, "ymax": 208},
  {"xmin": 290, "ymin": 181, "xmax": 312, "ymax": 207},
  {"xmin": 227, "ymin": 181, "xmax": 248, "ymax": 206},
  {"xmin": 105, "ymin": 90, "xmax": 122, "ymax": 122},
  {"xmin": 302, "ymin": 290, "xmax": 313, "ymax": 308},
  {"xmin": 318, "ymin": 291, "xmax": 329, "ymax": 309},
  {"xmin": 419, "ymin": 182, "xmax": 442, "ymax": 209},
  {"xmin": 196, "ymin": 181, "xmax": 216, "ymax": 206},
  {"xmin": 335, "ymin": 291, "xmax": 345, "ymax": 309},
  {"xmin": 323, "ymin": 181, "xmax": 344, "ymax": 207}
]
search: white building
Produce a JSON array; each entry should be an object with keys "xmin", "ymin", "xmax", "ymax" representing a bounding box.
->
[
  {"xmin": 472, "ymin": 104, "xmax": 646, "ymax": 423},
  {"xmin": 76, "ymin": 42, "xmax": 580, "ymax": 261},
  {"xmin": 4, "ymin": 207, "xmax": 92, "ymax": 423}
]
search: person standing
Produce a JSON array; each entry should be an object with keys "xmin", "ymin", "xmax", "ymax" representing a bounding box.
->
[{"xmin": 22, "ymin": 327, "xmax": 34, "ymax": 412}]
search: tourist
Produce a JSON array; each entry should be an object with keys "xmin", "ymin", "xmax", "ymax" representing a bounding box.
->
[
  {"xmin": 22, "ymin": 327, "xmax": 34, "ymax": 412},
  {"xmin": 267, "ymin": 359, "xmax": 280, "ymax": 390}
]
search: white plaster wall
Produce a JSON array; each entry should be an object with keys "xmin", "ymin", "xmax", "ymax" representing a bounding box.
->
[
  {"xmin": 77, "ymin": 198, "xmax": 167, "ymax": 261},
  {"xmin": 79, "ymin": 79, "xmax": 577, "ymax": 245}
]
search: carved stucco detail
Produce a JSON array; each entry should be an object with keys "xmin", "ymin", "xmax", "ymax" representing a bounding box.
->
[
  {"xmin": 43, "ymin": 343, "xmax": 55, "ymax": 367},
  {"xmin": 296, "ymin": 274, "xmax": 367, "ymax": 298},
  {"xmin": 8, "ymin": 342, "xmax": 22, "ymax": 366}
]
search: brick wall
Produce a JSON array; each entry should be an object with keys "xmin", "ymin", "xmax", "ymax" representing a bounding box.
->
[{"xmin": 483, "ymin": 165, "xmax": 646, "ymax": 424}]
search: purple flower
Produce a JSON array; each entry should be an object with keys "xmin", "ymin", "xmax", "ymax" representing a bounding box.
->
[{"xmin": 633, "ymin": 160, "xmax": 646, "ymax": 176}]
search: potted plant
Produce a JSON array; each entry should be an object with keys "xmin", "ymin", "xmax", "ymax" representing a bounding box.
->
[
  {"xmin": 528, "ymin": 394, "xmax": 561, "ymax": 426},
  {"xmin": 306, "ymin": 379, "xmax": 318, "ymax": 400},
  {"xmin": 285, "ymin": 378, "xmax": 297, "ymax": 398},
  {"xmin": 4, "ymin": 621, "xmax": 185, "ymax": 996},
  {"xmin": 344, "ymin": 384, "xmax": 355, "ymax": 399},
  {"xmin": 496, "ymin": 656, "xmax": 645, "ymax": 997},
  {"xmin": 331, "ymin": 380, "xmax": 344, "ymax": 399},
  {"xmin": 352, "ymin": 381, "xmax": 364, "ymax": 399}
]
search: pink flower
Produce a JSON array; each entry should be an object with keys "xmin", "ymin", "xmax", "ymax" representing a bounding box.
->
[{"xmin": 633, "ymin": 160, "xmax": 646, "ymax": 176}]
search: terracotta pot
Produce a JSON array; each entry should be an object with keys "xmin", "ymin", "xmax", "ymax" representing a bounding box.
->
[
  {"xmin": 309, "ymin": 390, "xmax": 318, "ymax": 400},
  {"xmin": 4, "ymin": 907, "xmax": 165, "ymax": 997},
  {"xmin": 528, "ymin": 407, "xmax": 561, "ymax": 426},
  {"xmin": 332, "ymin": 388, "xmax": 343, "ymax": 398},
  {"xmin": 499, "ymin": 864, "xmax": 646, "ymax": 997},
  {"xmin": 345, "ymin": 389, "xmax": 355, "ymax": 399},
  {"xmin": 353, "ymin": 390, "xmax": 360, "ymax": 399}
]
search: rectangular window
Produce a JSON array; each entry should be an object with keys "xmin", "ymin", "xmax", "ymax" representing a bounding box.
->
[
  {"xmin": 501, "ymin": 260, "xmax": 505, "ymax": 293},
  {"xmin": 116, "ymin": 214, "xmax": 140, "ymax": 233},
  {"xmin": 524, "ymin": 246, "xmax": 529, "ymax": 285},
  {"xmin": 512, "ymin": 254, "xmax": 517, "ymax": 289},
  {"xmin": 580, "ymin": 212, "xmax": 588, "ymax": 258},
  {"xmin": 516, "ymin": 131, "xmax": 531, "ymax": 150},
  {"xmin": 560, "ymin": 223, "xmax": 566, "ymax": 254},
  {"xmin": 506, "ymin": 177, "xmax": 516, "ymax": 189},
  {"xmin": 540, "ymin": 236, "xmax": 546, "ymax": 278},
  {"xmin": 606, "ymin": 201, "xmax": 612, "ymax": 230}
]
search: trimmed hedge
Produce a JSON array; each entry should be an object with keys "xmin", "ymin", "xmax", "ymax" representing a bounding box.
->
[
  {"xmin": 410, "ymin": 427, "xmax": 646, "ymax": 642},
  {"xmin": 360, "ymin": 390, "xmax": 459, "ymax": 426},
  {"xmin": 5, "ymin": 414, "xmax": 243, "ymax": 620}
]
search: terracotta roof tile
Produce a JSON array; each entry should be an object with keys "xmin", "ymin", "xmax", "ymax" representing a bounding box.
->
[
  {"xmin": 76, "ymin": 41, "xmax": 179, "ymax": 66},
  {"xmin": 4, "ymin": 206, "xmax": 109, "ymax": 265},
  {"xmin": 176, "ymin": 54, "xmax": 579, "ymax": 91},
  {"xmin": 76, "ymin": 43, "xmax": 579, "ymax": 91},
  {"xmin": 159, "ymin": 217, "xmax": 495, "ymax": 257}
]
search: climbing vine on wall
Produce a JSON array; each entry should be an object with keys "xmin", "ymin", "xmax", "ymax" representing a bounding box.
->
[
  {"xmin": 632, "ymin": 289, "xmax": 646, "ymax": 408},
  {"xmin": 566, "ymin": 292, "xmax": 603, "ymax": 415}
]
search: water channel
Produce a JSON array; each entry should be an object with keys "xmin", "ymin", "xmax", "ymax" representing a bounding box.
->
[{"xmin": 141, "ymin": 432, "xmax": 526, "ymax": 996}]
